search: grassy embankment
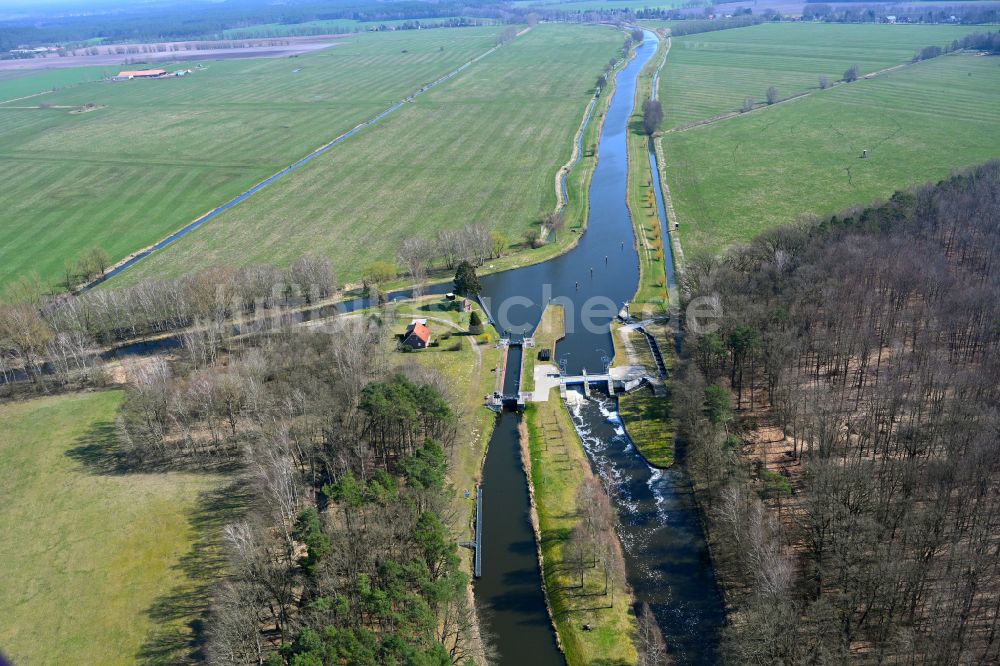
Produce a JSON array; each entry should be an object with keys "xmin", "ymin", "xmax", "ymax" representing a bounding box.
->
[
  {"xmin": 617, "ymin": 32, "xmax": 675, "ymax": 468},
  {"xmin": 521, "ymin": 302, "xmax": 565, "ymax": 395},
  {"xmin": 662, "ymin": 51, "xmax": 1000, "ymax": 256},
  {"xmin": 0, "ymin": 391, "xmax": 224, "ymax": 665},
  {"xmin": 522, "ymin": 310, "xmax": 637, "ymax": 665},
  {"xmin": 0, "ymin": 27, "xmax": 503, "ymax": 290},
  {"xmin": 116, "ymin": 24, "xmax": 626, "ymax": 288},
  {"xmin": 659, "ymin": 22, "xmax": 985, "ymax": 129},
  {"xmin": 626, "ymin": 33, "xmax": 671, "ymax": 313},
  {"xmin": 610, "ymin": 321, "xmax": 674, "ymax": 467}
]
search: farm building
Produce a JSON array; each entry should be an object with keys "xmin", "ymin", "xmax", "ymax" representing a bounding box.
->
[
  {"xmin": 113, "ymin": 69, "xmax": 166, "ymax": 81},
  {"xmin": 402, "ymin": 320, "xmax": 432, "ymax": 349}
]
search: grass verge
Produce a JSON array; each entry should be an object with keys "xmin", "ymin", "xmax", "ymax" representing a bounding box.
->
[
  {"xmin": 609, "ymin": 321, "xmax": 675, "ymax": 467},
  {"xmin": 619, "ymin": 388, "xmax": 674, "ymax": 467},
  {"xmin": 618, "ymin": 33, "xmax": 676, "ymax": 468},
  {"xmin": 523, "ymin": 396, "xmax": 637, "ymax": 665},
  {"xmin": 626, "ymin": 34, "xmax": 671, "ymax": 313}
]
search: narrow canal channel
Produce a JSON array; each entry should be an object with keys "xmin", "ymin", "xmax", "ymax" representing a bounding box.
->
[{"xmin": 475, "ymin": 29, "xmax": 725, "ymax": 665}]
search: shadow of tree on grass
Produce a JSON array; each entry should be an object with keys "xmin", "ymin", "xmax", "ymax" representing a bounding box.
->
[
  {"xmin": 64, "ymin": 420, "xmax": 251, "ymax": 664},
  {"xmin": 137, "ymin": 480, "xmax": 253, "ymax": 665},
  {"xmin": 66, "ymin": 421, "xmax": 242, "ymax": 476}
]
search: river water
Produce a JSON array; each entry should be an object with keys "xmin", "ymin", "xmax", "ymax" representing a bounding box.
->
[{"xmin": 475, "ymin": 29, "xmax": 724, "ymax": 666}]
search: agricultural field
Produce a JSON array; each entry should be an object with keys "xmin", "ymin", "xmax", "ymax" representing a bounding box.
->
[
  {"xmin": 0, "ymin": 391, "xmax": 221, "ymax": 665},
  {"xmin": 660, "ymin": 23, "xmax": 985, "ymax": 127},
  {"xmin": 221, "ymin": 17, "xmax": 480, "ymax": 39},
  {"xmin": 0, "ymin": 27, "xmax": 502, "ymax": 291},
  {"xmin": 0, "ymin": 66, "xmax": 120, "ymax": 102},
  {"xmin": 663, "ymin": 52, "xmax": 1000, "ymax": 255},
  {"xmin": 118, "ymin": 24, "xmax": 624, "ymax": 286}
]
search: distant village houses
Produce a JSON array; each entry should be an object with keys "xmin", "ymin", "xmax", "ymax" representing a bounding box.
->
[{"xmin": 7, "ymin": 46, "xmax": 60, "ymax": 58}]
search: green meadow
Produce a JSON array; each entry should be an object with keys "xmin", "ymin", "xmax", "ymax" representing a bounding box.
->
[
  {"xmin": 663, "ymin": 53, "xmax": 1000, "ymax": 256},
  {"xmin": 0, "ymin": 391, "xmax": 222, "ymax": 665},
  {"xmin": 221, "ymin": 17, "xmax": 476, "ymax": 39},
  {"xmin": 660, "ymin": 23, "xmax": 985, "ymax": 128},
  {"xmin": 0, "ymin": 27, "xmax": 502, "ymax": 290},
  {"xmin": 0, "ymin": 66, "xmax": 121, "ymax": 102},
  {"xmin": 117, "ymin": 24, "xmax": 623, "ymax": 286}
]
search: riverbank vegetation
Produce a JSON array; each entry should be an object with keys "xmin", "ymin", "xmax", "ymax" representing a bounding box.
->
[
  {"xmin": 523, "ymin": 397, "xmax": 637, "ymax": 665},
  {"xmin": 381, "ymin": 295, "xmax": 501, "ymax": 550},
  {"xmin": 664, "ymin": 50, "xmax": 1000, "ymax": 256},
  {"xmin": 618, "ymin": 32, "xmax": 675, "ymax": 469},
  {"xmin": 675, "ymin": 161, "xmax": 1000, "ymax": 662},
  {"xmin": 625, "ymin": 33, "xmax": 670, "ymax": 313},
  {"xmin": 115, "ymin": 24, "xmax": 626, "ymax": 289},
  {"xmin": 0, "ymin": 390, "xmax": 221, "ymax": 664}
]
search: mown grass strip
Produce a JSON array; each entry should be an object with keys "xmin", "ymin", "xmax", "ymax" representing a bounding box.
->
[
  {"xmin": 523, "ymin": 396, "xmax": 638, "ymax": 665},
  {"xmin": 523, "ymin": 303, "xmax": 566, "ymax": 394},
  {"xmin": 619, "ymin": 32, "xmax": 676, "ymax": 468}
]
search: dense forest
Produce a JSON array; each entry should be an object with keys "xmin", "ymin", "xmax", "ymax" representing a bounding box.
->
[
  {"xmin": 116, "ymin": 314, "xmax": 487, "ymax": 664},
  {"xmin": 0, "ymin": 0, "xmax": 507, "ymax": 50},
  {"xmin": 675, "ymin": 161, "xmax": 1000, "ymax": 663}
]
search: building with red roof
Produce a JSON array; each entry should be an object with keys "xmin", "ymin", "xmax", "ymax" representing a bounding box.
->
[
  {"xmin": 113, "ymin": 69, "xmax": 166, "ymax": 80},
  {"xmin": 402, "ymin": 320, "xmax": 432, "ymax": 349}
]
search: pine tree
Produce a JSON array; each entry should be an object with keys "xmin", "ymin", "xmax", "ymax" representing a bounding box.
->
[{"xmin": 453, "ymin": 261, "xmax": 481, "ymax": 296}]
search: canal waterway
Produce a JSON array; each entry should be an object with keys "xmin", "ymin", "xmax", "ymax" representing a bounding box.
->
[{"xmin": 475, "ymin": 29, "xmax": 724, "ymax": 666}]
